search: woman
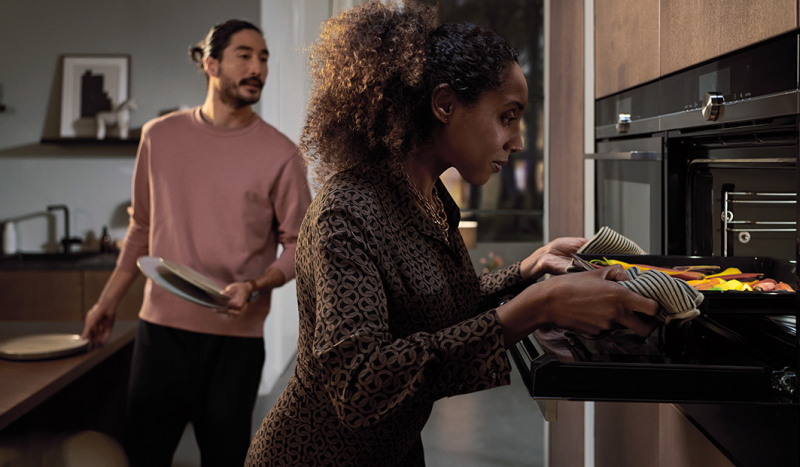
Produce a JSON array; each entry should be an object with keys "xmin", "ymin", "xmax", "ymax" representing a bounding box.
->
[{"xmin": 246, "ymin": 2, "xmax": 658, "ymax": 466}]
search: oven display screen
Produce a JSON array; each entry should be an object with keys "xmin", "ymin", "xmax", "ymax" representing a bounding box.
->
[{"xmin": 698, "ymin": 68, "xmax": 730, "ymax": 101}]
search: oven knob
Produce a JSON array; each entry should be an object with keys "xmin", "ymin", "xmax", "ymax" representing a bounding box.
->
[
  {"xmin": 702, "ymin": 92, "xmax": 724, "ymax": 121},
  {"xmin": 616, "ymin": 114, "xmax": 631, "ymax": 133}
]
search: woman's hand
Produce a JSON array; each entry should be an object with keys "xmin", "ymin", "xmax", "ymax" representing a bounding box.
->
[
  {"xmin": 496, "ymin": 264, "xmax": 660, "ymax": 345},
  {"xmin": 519, "ymin": 236, "xmax": 587, "ymax": 280}
]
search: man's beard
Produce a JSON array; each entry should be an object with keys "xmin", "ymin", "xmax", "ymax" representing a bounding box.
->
[{"xmin": 220, "ymin": 76, "xmax": 263, "ymax": 109}]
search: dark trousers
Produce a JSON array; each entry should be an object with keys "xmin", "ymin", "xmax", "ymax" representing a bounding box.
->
[{"xmin": 124, "ymin": 320, "xmax": 265, "ymax": 467}]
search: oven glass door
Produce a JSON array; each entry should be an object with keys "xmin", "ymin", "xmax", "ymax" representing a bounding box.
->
[{"xmin": 592, "ymin": 137, "xmax": 663, "ymax": 255}]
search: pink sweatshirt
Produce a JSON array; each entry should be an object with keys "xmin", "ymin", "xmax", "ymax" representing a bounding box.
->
[{"xmin": 117, "ymin": 108, "xmax": 312, "ymax": 337}]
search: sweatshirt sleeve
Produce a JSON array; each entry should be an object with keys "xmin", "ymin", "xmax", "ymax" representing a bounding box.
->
[
  {"xmin": 268, "ymin": 151, "xmax": 312, "ymax": 281},
  {"xmin": 116, "ymin": 130, "xmax": 152, "ymax": 274}
]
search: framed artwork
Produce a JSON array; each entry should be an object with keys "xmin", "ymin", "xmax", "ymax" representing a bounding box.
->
[{"xmin": 59, "ymin": 55, "xmax": 130, "ymax": 138}]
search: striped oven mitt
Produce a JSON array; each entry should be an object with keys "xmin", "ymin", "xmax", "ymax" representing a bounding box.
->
[
  {"xmin": 568, "ymin": 226, "xmax": 702, "ymax": 324},
  {"xmin": 566, "ymin": 226, "xmax": 646, "ymax": 273},
  {"xmin": 577, "ymin": 225, "xmax": 647, "ymax": 255},
  {"xmin": 620, "ymin": 266, "xmax": 703, "ymax": 324}
]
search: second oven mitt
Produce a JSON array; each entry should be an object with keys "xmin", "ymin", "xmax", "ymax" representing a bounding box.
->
[
  {"xmin": 620, "ymin": 266, "xmax": 703, "ymax": 324},
  {"xmin": 566, "ymin": 226, "xmax": 646, "ymax": 272},
  {"xmin": 577, "ymin": 226, "xmax": 647, "ymax": 255}
]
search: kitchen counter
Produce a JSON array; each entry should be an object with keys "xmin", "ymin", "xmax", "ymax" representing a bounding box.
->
[
  {"xmin": 0, "ymin": 252, "xmax": 120, "ymax": 271},
  {"xmin": 0, "ymin": 321, "xmax": 137, "ymax": 435}
]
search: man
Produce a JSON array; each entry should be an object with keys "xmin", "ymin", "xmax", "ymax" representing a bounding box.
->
[{"xmin": 82, "ymin": 19, "xmax": 312, "ymax": 466}]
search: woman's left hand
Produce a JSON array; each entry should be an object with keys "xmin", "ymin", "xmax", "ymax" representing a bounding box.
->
[{"xmin": 520, "ymin": 236, "xmax": 587, "ymax": 280}]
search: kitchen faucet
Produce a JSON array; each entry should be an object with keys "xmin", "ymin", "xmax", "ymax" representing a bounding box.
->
[{"xmin": 47, "ymin": 204, "xmax": 83, "ymax": 254}]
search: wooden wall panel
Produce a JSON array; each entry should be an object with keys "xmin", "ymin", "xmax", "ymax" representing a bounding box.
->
[
  {"xmin": 595, "ymin": 0, "xmax": 660, "ymax": 98},
  {"xmin": 548, "ymin": 401, "xmax": 585, "ymax": 467},
  {"xmin": 595, "ymin": 402, "xmax": 660, "ymax": 467},
  {"xmin": 661, "ymin": 0, "xmax": 798, "ymax": 76},
  {"xmin": 548, "ymin": 0, "xmax": 585, "ymax": 239},
  {"xmin": 658, "ymin": 404, "xmax": 736, "ymax": 467}
]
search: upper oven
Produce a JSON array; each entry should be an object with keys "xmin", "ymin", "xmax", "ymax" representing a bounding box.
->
[
  {"xmin": 591, "ymin": 67, "xmax": 666, "ymax": 254},
  {"xmin": 508, "ymin": 31, "xmax": 800, "ymax": 467}
]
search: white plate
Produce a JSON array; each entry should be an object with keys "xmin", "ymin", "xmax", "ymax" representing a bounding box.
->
[
  {"xmin": 137, "ymin": 256, "xmax": 229, "ymax": 310},
  {"xmin": 159, "ymin": 258, "xmax": 228, "ymax": 302},
  {"xmin": 0, "ymin": 333, "xmax": 89, "ymax": 361}
]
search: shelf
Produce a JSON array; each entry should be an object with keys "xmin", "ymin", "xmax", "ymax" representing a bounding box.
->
[{"xmin": 40, "ymin": 136, "xmax": 139, "ymax": 146}]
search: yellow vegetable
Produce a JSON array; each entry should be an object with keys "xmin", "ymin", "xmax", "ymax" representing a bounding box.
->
[
  {"xmin": 602, "ymin": 258, "xmax": 685, "ymax": 276},
  {"xmin": 602, "ymin": 258, "xmax": 633, "ymax": 269},
  {"xmin": 725, "ymin": 280, "xmax": 744, "ymax": 290},
  {"xmin": 705, "ymin": 268, "xmax": 743, "ymax": 279}
]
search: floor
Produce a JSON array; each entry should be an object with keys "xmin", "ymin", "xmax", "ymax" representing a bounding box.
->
[{"xmin": 173, "ymin": 356, "xmax": 545, "ymax": 466}]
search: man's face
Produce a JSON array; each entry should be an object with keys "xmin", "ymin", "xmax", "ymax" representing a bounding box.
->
[{"xmin": 214, "ymin": 29, "xmax": 269, "ymax": 108}]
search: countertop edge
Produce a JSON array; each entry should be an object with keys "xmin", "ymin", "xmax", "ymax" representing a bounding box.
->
[{"xmin": 0, "ymin": 321, "xmax": 137, "ymax": 431}]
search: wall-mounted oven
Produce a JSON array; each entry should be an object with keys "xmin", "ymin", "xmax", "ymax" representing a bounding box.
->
[{"xmin": 508, "ymin": 32, "xmax": 800, "ymax": 467}]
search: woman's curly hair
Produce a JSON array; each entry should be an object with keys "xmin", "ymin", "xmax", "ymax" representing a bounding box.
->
[{"xmin": 301, "ymin": 0, "xmax": 519, "ymax": 185}]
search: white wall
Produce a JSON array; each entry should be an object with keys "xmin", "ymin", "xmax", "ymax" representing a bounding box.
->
[
  {"xmin": 258, "ymin": 0, "xmax": 338, "ymax": 394},
  {"xmin": 0, "ymin": 0, "xmax": 260, "ymax": 250}
]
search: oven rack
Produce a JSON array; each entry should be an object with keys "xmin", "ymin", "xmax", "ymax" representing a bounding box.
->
[{"xmin": 722, "ymin": 191, "xmax": 797, "ymax": 257}]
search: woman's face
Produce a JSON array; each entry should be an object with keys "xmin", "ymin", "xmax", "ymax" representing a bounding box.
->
[{"xmin": 440, "ymin": 63, "xmax": 528, "ymax": 186}]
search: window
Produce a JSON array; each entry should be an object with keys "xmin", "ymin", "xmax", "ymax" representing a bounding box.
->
[{"xmin": 421, "ymin": 0, "xmax": 545, "ymax": 244}]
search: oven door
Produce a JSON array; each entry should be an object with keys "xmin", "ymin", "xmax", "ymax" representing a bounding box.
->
[
  {"xmin": 509, "ymin": 306, "xmax": 796, "ymax": 408},
  {"xmin": 590, "ymin": 136, "xmax": 664, "ymax": 255},
  {"xmin": 497, "ymin": 251, "xmax": 797, "ymax": 408}
]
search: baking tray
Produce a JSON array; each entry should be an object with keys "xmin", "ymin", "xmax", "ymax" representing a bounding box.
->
[{"xmin": 577, "ymin": 254, "xmax": 797, "ymax": 314}]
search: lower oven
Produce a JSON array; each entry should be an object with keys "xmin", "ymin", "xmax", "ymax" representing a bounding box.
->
[{"xmin": 508, "ymin": 30, "xmax": 800, "ymax": 467}]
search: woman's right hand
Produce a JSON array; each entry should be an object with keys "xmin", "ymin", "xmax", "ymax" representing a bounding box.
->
[{"xmin": 496, "ymin": 265, "xmax": 660, "ymax": 345}]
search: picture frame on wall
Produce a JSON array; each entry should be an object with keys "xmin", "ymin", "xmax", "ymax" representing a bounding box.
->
[{"xmin": 59, "ymin": 55, "xmax": 130, "ymax": 138}]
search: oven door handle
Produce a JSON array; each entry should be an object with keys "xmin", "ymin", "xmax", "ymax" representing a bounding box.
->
[{"xmin": 586, "ymin": 151, "xmax": 661, "ymax": 161}]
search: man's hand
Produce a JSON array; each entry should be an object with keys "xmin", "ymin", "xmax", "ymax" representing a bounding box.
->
[
  {"xmin": 220, "ymin": 281, "xmax": 254, "ymax": 316},
  {"xmin": 82, "ymin": 303, "xmax": 117, "ymax": 346},
  {"xmin": 220, "ymin": 268, "xmax": 285, "ymax": 316}
]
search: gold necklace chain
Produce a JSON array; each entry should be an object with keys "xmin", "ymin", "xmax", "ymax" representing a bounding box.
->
[{"xmin": 392, "ymin": 159, "xmax": 449, "ymax": 241}]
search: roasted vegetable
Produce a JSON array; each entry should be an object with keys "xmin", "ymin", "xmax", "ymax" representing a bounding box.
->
[
  {"xmin": 591, "ymin": 258, "xmax": 794, "ymax": 292},
  {"xmin": 600, "ymin": 258, "xmax": 705, "ymax": 280}
]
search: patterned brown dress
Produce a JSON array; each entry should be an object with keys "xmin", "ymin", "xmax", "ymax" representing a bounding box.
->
[{"xmin": 245, "ymin": 158, "xmax": 524, "ymax": 466}]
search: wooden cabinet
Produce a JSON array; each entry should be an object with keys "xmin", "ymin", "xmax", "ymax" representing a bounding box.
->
[
  {"xmin": 0, "ymin": 271, "xmax": 84, "ymax": 321},
  {"xmin": 595, "ymin": 0, "xmax": 799, "ymax": 97},
  {"xmin": 0, "ymin": 270, "xmax": 144, "ymax": 321},
  {"xmin": 595, "ymin": 0, "xmax": 660, "ymax": 99},
  {"xmin": 660, "ymin": 0, "xmax": 797, "ymax": 75},
  {"xmin": 83, "ymin": 271, "xmax": 145, "ymax": 321}
]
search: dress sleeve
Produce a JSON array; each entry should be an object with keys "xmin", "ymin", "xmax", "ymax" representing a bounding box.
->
[
  {"xmin": 268, "ymin": 152, "xmax": 312, "ymax": 281},
  {"xmin": 310, "ymin": 206, "xmax": 512, "ymax": 430},
  {"xmin": 116, "ymin": 131, "xmax": 152, "ymax": 274},
  {"xmin": 478, "ymin": 262, "xmax": 525, "ymax": 298}
]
